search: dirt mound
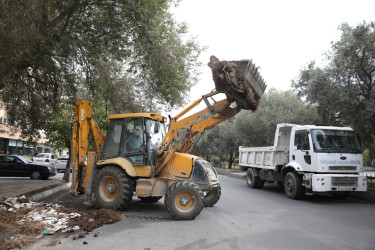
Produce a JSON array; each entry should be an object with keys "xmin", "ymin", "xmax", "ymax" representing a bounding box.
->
[
  {"xmin": 0, "ymin": 196, "xmax": 123, "ymax": 250},
  {"xmin": 208, "ymin": 56, "xmax": 266, "ymax": 111}
]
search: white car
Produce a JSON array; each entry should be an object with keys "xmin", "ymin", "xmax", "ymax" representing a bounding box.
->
[
  {"xmin": 32, "ymin": 153, "xmax": 58, "ymax": 166},
  {"xmin": 55, "ymin": 155, "xmax": 69, "ymax": 173}
]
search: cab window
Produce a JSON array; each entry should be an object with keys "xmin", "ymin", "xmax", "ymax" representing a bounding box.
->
[
  {"xmin": 121, "ymin": 118, "xmax": 145, "ymax": 165},
  {"xmin": 294, "ymin": 130, "xmax": 310, "ymax": 150},
  {"xmin": 102, "ymin": 119, "xmax": 123, "ymax": 159}
]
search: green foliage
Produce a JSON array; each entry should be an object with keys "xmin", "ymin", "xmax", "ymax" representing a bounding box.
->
[
  {"xmin": 0, "ymin": 0, "xmax": 203, "ymax": 146},
  {"xmin": 193, "ymin": 89, "xmax": 320, "ymax": 166},
  {"xmin": 363, "ymin": 149, "xmax": 371, "ymax": 166},
  {"xmin": 234, "ymin": 89, "xmax": 321, "ymax": 147},
  {"xmin": 292, "ymin": 21, "xmax": 375, "ymax": 159}
]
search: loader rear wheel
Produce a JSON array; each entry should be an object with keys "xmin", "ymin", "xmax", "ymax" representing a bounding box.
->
[
  {"xmin": 94, "ymin": 166, "xmax": 135, "ymax": 210},
  {"xmin": 164, "ymin": 181, "xmax": 204, "ymax": 220},
  {"xmin": 284, "ymin": 172, "xmax": 304, "ymax": 199},
  {"xmin": 246, "ymin": 168, "xmax": 263, "ymax": 189},
  {"xmin": 204, "ymin": 185, "xmax": 221, "ymax": 207}
]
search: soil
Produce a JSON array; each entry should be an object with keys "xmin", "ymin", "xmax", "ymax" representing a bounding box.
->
[
  {"xmin": 208, "ymin": 55, "xmax": 262, "ymax": 111},
  {"xmin": 0, "ymin": 196, "xmax": 123, "ymax": 250}
]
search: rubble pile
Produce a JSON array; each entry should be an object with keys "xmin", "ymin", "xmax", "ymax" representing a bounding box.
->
[{"xmin": 0, "ymin": 196, "xmax": 123, "ymax": 249}]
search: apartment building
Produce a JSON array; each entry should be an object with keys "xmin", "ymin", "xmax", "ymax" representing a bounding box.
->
[{"xmin": 0, "ymin": 101, "xmax": 54, "ymax": 156}]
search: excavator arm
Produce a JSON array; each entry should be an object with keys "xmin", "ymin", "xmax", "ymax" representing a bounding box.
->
[
  {"xmin": 155, "ymin": 56, "xmax": 266, "ymax": 174},
  {"xmin": 70, "ymin": 100, "xmax": 105, "ymax": 197}
]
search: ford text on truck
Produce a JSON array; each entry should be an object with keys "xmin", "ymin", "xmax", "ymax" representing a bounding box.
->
[{"xmin": 239, "ymin": 124, "xmax": 367, "ymax": 199}]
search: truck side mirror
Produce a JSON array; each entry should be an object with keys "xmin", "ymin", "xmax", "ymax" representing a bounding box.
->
[{"xmin": 154, "ymin": 121, "xmax": 160, "ymax": 134}]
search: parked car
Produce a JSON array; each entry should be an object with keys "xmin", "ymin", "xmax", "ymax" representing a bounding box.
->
[
  {"xmin": 55, "ymin": 155, "xmax": 69, "ymax": 173},
  {"xmin": 32, "ymin": 153, "xmax": 58, "ymax": 166},
  {"xmin": 0, "ymin": 155, "xmax": 57, "ymax": 180}
]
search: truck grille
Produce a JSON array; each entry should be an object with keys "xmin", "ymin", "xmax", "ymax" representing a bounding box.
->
[
  {"xmin": 332, "ymin": 177, "xmax": 358, "ymax": 186},
  {"xmin": 329, "ymin": 166, "xmax": 357, "ymax": 171}
]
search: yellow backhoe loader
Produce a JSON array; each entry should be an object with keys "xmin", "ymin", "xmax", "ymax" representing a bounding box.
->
[{"xmin": 70, "ymin": 56, "xmax": 266, "ymax": 220}]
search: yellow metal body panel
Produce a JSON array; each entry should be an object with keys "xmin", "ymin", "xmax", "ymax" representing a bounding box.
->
[
  {"xmin": 97, "ymin": 157, "xmax": 153, "ymax": 177},
  {"xmin": 160, "ymin": 152, "xmax": 199, "ymax": 179},
  {"xmin": 108, "ymin": 113, "xmax": 167, "ymax": 123}
]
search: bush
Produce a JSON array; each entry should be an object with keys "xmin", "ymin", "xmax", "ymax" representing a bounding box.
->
[{"xmin": 363, "ymin": 149, "xmax": 371, "ymax": 166}]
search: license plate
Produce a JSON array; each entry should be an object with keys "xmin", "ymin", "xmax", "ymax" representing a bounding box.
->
[{"xmin": 337, "ymin": 187, "xmax": 353, "ymax": 191}]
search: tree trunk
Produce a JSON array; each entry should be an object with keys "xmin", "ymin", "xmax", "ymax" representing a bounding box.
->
[
  {"xmin": 228, "ymin": 151, "xmax": 238, "ymax": 170},
  {"xmin": 228, "ymin": 151, "xmax": 233, "ymax": 169}
]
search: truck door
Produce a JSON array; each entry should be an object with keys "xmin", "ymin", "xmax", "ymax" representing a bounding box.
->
[{"xmin": 292, "ymin": 130, "xmax": 314, "ymax": 171}]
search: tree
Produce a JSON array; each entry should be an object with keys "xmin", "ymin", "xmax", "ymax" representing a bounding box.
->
[
  {"xmin": 234, "ymin": 89, "xmax": 320, "ymax": 147},
  {"xmin": 192, "ymin": 120, "xmax": 239, "ymax": 169},
  {"xmin": 0, "ymin": 0, "xmax": 203, "ymax": 139},
  {"xmin": 193, "ymin": 89, "xmax": 320, "ymax": 168},
  {"xmin": 292, "ymin": 21, "xmax": 375, "ymax": 159}
]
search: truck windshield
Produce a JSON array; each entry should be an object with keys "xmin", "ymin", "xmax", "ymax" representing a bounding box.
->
[{"xmin": 311, "ymin": 129, "xmax": 361, "ymax": 153}]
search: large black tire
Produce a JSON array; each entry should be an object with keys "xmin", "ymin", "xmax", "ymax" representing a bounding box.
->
[
  {"xmin": 139, "ymin": 196, "xmax": 163, "ymax": 203},
  {"xmin": 164, "ymin": 181, "xmax": 204, "ymax": 220},
  {"xmin": 204, "ymin": 185, "xmax": 221, "ymax": 207},
  {"xmin": 284, "ymin": 172, "xmax": 304, "ymax": 199},
  {"xmin": 30, "ymin": 170, "xmax": 42, "ymax": 180},
  {"xmin": 246, "ymin": 168, "xmax": 263, "ymax": 189},
  {"xmin": 94, "ymin": 166, "xmax": 135, "ymax": 210}
]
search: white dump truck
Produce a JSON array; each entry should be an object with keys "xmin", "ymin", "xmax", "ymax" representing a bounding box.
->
[{"xmin": 239, "ymin": 123, "xmax": 367, "ymax": 199}]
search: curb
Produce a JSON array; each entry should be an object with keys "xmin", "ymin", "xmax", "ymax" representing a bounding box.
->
[
  {"xmin": 216, "ymin": 168, "xmax": 246, "ymax": 180},
  {"xmin": 29, "ymin": 182, "xmax": 71, "ymax": 202},
  {"xmin": 229, "ymin": 172, "xmax": 246, "ymax": 179}
]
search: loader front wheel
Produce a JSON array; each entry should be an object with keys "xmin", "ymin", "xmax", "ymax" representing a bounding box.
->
[
  {"xmin": 164, "ymin": 181, "xmax": 204, "ymax": 220},
  {"xmin": 94, "ymin": 166, "xmax": 135, "ymax": 210},
  {"xmin": 204, "ymin": 185, "xmax": 221, "ymax": 207}
]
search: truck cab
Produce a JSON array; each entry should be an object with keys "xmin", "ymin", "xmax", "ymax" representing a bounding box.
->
[{"xmin": 289, "ymin": 125, "xmax": 366, "ymax": 193}]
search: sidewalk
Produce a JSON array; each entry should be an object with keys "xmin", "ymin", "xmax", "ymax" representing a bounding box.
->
[{"xmin": 0, "ymin": 173, "xmax": 71, "ymax": 202}]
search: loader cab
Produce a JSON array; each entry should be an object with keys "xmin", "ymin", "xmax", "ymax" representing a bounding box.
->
[{"xmin": 102, "ymin": 113, "xmax": 167, "ymax": 166}]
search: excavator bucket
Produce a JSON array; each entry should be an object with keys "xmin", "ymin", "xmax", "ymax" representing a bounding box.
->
[{"xmin": 208, "ymin": 56, "xmax": 267, "ymax": 111}]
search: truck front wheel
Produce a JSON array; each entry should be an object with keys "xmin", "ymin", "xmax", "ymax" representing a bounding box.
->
[
  {"xmin": 164, "ymin": 181, "xmax": 204, "ymax": 220},
  {"xmin": 246, "ymin": 168, "xmax": 264, "ymax": 189},
  {"xmin": 284, "ymin": 172, "xmax": 304, "ymax": 199},
  {"xmin": 94, "ymin": 166, "xmax": 135, "ymax": 210}
]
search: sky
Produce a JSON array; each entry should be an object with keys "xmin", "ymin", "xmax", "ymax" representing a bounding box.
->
[{"xmin": 172, "ymin": 0, "xmax": 375, "ymax": 105}]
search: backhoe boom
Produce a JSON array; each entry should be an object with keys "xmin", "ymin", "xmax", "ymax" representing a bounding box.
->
[{"xmin": 70, "ymin": 100, "xmax": 105, "ymax": 196}]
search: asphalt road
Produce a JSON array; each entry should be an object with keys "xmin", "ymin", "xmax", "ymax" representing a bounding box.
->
[{"xmin": 29, "ymin": 175, "xmax": 375, "ymax": 250}]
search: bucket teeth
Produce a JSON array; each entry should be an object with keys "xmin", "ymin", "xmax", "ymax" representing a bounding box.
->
[{"xmin": 245, "ymin": 60, "xmax": 267, "ymax": 97}]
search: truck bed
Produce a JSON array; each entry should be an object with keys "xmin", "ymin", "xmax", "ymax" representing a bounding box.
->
[{"xmin": 238, "ymin": 146, "xmax": 289, "ymax": 170}]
